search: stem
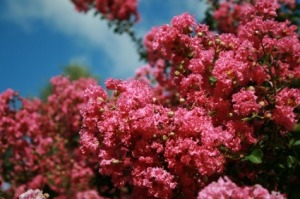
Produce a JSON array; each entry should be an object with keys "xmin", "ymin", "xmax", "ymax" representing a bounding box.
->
[{"xmin": 260, "ymin": 43, "xmax": 278, "ymax": 98}]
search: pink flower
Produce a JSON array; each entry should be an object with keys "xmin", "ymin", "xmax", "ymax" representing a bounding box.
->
[
  {"xmin": 198, "ymin": 176, "xmax": 285, "ymax": 199},
  {"xmin": 80, "ymin": 84, "xmax": 107, "ymax": 129},
  {"xmin": 70, "ymin": 0, "xmax": 92, "ymax": 12},
  {"xmin": 188, "ymin": 49, "xmax": 214, "ymax": 74},
  {"xmin": 213, "ymin": 1, "xmax": 245, "ymax": 33},
  {"xmin": 254, "ymin": 0, "xmax": 280, "ymax": 18},
  {"xmin": 276, "ymin": 88, "xmax": 300, "ymax": 107},
  {"xmin": 197, "ymin": 176, "xmax": 237, "ymax": 198},
  {"xmin": 165, "ymin": 137, "xmax": 225, "ymax": 176},
  {"xmin": 76, "ymin": 190, "xmax": 106, "ymax": 199},
  {"xmin": 95, "ymin": 0, "xmax": 139, "ymax": 21},
  {"xmin": 232, "ymin": 88, "xmax": 259, "ymax": 117},
  {"xmin": 225, "ymin": 120, "xmax": 256, "ymax": 147},
  {"xmin": 213, "ymin": 51, "xmax": 249, "ymax": 97},
  {"xmin": 180, "ymin": 74, "xmax": 203, "ymax": 95},
  {"xmin": 79, "ymin": 130, "xmax": 99, "ymax": 153},
  {"xmin": 71, "ymin": 0, "xmax": 139, "ymax": 22},
  {"xmin": 272, "ymin": 88, "xmax": 300, "ymax": 130},
  {"xmin": 133, "ymin": 167, "xmax": 176, "ymax": 199},
  {"xmin": 19, "ymin": 189, "xmax": 46, "ymax": 199},
  {"xmin": 273, "ymin": 105, "xmax": 296, "ymax": 131},
  {"xmin": 173, "ymin": 107, "xmax": 207, "ymax": 137},
  {"xmin": 171, "ymin": 12, "xmax": 196, "ymax": 33}
]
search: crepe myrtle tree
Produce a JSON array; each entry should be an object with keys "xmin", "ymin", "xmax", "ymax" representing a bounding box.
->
[
  {"xmin": 0, "ymin": 0, "xmax": 299, "ymax": 198},
  {"xmin": 76, "ymin": 0, "xmax": 300, "ymax": 198}
]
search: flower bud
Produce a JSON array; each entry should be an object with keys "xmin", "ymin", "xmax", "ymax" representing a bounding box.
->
[
  {"xmin": 112, "ymin": 159, "xmax": 121, "ymax": 164},
  {"xmin": 179, "ymin": 98, "xmax": 185, "ymax": 103},
  {"xmin": 265, "ymin": 112, "xmax": 272, "ymax": 119},
  {"xmin": 197, "ymin": 32, "xmax": 203, "ymax": 37},
  {"xmin": 169, "ymin": 132, "xmax": 175, "ymax": 136},
  {"xmin": 187, "ymin": 51, "xmax": 194, "ymax": 58},
  {"xmin": 259, "ymin": 101, "xmax": 265, "ymax": 107},
  {"xmin": 174, "ymin": 70, "xmax": 181, "ymax": 76},
  {"xmin": 162, "ymin": 135, "xmax": 168, "ymax": 141},
  {"xmin": 97, "ymin": 97, "xmax": 104, "ymax": 102},
  {"xmin": 248, "ymin": 86, "xmax": 255, "ymax": 91},
  {"xmin": 114, "ymin": 90, "xmax": 119, "ymax": 97},
  {"xmin": 247, "ymin": 56, "xmax": 254, "ymax": 62},
  {"xmin": 152, "ymin": 97, "xmax": 157, "ymax": 103},
  {"xmin": 168, "ymin": 111, "xmax": 175, "ymax": 117}
]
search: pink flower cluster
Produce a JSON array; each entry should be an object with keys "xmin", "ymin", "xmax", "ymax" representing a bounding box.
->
[
  {"xmin": 19, "ymin": 189, "xmax": 47, "ymax": 199},
  {"xmin": 213, "ymin": 0, "xmax": 296, "ymax": 33},
  {"xmin": 45, "ymin": 76, "xmax": 98, "ymax": 136},
  {"xmin": 71, "ymin": 0, "xmax": 139, "ymax": 22},
  {"xmin": 79, "ymin": 0, "xmax": 299, "ymax": 198},
  {"xmin": 197, "ymin": 176, "xmax": 285, "ymax": 199},
  {"xmin": 80, "ymin": 78, "xmax": 241, "ymax": 198},
  {"xmin": 75, "ymin": 190, "xmax": 106, "ymax": 199},
  {"xmin": 0, "ymin": 76, "xmax": 104, "ymax": 198},
  {"xmin": 2, "ymin": 0, "xmax": 299, "ymax": 198},
  {"xmin": 144, "ymin": 2, "xmax": 300, "ymax": 133},
  {"xmin": 273, "ymin": 88, "xmax": 300, "ymax": 131}
]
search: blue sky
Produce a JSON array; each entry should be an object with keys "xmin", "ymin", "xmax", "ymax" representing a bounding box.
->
[{"xmin": 0, "ymin": 0, "xmax": 206, "ymax": 97}]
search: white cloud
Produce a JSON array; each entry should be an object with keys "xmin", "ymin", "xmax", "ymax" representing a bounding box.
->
[
  {"xmin": 2, "ymin": 0, "xmax": 208, "ymax": 80},
  {"xmin": 3, "ymin": 0, "xmax": 141, "ymax": 79}
]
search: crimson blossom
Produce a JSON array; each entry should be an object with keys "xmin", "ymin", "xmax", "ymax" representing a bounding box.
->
[
  {"xmin": 211, "ymin": 0, "xmax": 296, "ymax": 34},
  {"xmin": 19, "ymin": 189, "xmax": 48, "ymax": 199},
  {"xmin": 79, "ymin": 0, "xmax": 299, "ymax": 198},
  {"xmin": 197, "ymin": 176, "xmax": 285, "ymax": 199},
  {"xmin": 70, "ymin": 0, "xmax": 139, "ymax": 22},
  {"xmin": 0, "ymin": 76, "xmax": 107, "ymax": 199},
  {"xmin": 3, "ymin": 0, "xmax": 300, "ymax": 198}
]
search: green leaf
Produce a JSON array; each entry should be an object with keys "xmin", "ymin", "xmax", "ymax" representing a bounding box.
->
[
  {"xmin": 246, "ymin": 155, "xmax": 262, "ymax": 164},
  {"xmin": 287, "ymin": 156, "xmax": 297, "ymax": 168},
  {"xmin": 293, "ymin": 140, "xmax": 300, "ymax": 146},
  {"xmin": 278, "ymin": 164, "xmax": 285, "ymax": 169},
  {"xmin": 245, "ymin": 149, "xmax": 263, "ymax": 164},
  {"xmin": 289, "ymin": 138, "xmax": 295, "ymax": 147},
  {"xmin": 209, "ymin": 76, "xmax": 217, "ymax": 84},
  {"xmin": 293, "ymin": 123, "xmax": 300, "ymax": 132}
]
